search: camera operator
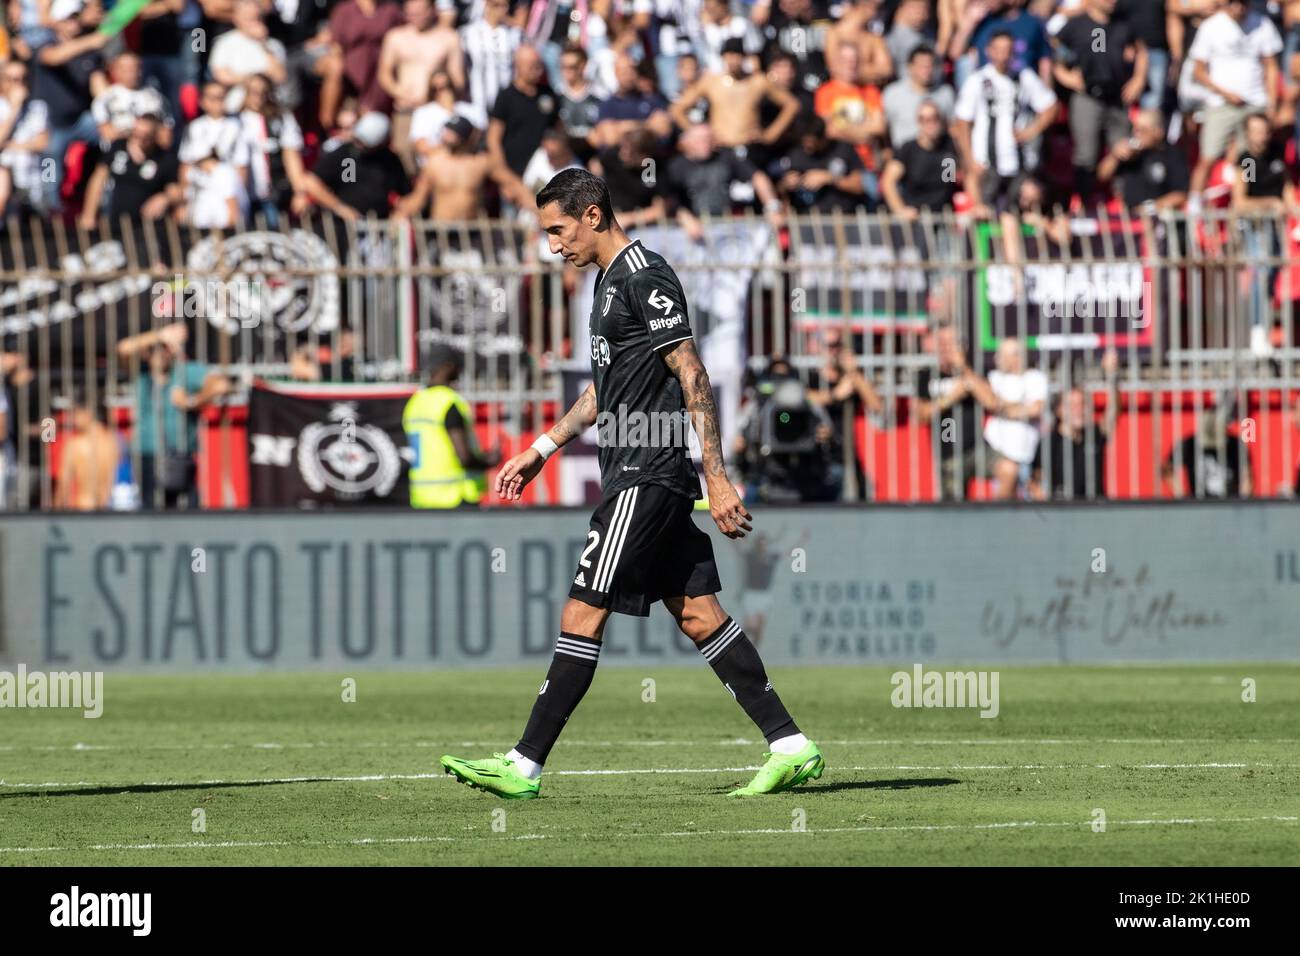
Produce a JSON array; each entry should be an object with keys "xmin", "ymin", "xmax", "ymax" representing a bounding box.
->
[{"xmin": 734, "ymin": 355, "xmax": 838, "ymax": 504}]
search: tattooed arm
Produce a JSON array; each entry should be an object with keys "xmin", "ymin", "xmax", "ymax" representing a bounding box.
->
[
  {"xmin": 663, "ymin": 339, "xmax": 753, "ymax": 539},
  {"xmin": 549, "ymin": 383, "xmax": 598, "ymax": 447},
  {"xmin": 495, "ymin": 384, "xmax": 598, "ymax": 500}
]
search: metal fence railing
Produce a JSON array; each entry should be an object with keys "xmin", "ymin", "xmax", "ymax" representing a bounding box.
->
[{"xmin": 3, "ymin": 209, "xmax": 1298, "ymax": 509}]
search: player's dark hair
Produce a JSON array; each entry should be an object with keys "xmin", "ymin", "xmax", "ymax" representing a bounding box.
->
[
  {"xmin": 561, "ymin": 43, "xmax": 587, "ymax": 63},
  {"xmin": 908, "ymin": 44, "xmax": 936, "ymax": 63},
  {"xmin": 536, "ymin": 168, "xmax": 615, "ymax": 228},
  {"xmin": 988, "ymin": 30, "xmax": 1015, "ymax": 47}
]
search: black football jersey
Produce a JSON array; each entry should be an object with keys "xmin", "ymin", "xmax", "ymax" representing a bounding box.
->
[{"xmin": 587, "ymin": 238, "xmax": 701, "ymax": 500}]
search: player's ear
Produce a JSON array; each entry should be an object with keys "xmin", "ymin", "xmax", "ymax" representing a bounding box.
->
[{"xmin": 585, "ymin": 203, "xmax": 604, "ymax": 232}]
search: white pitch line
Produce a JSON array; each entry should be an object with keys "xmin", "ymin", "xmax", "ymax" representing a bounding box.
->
[
  {"xmin": 2, "ymin": 737, "xmax": 1298, "ymax": 754},
  {"xmin": 643, "ymin": 816, "xmax": 1300, "ymax": 838},
  {"xmin": 0, "ymin": 816, "xmax": 1294, "ymax": 855},
  {"xmin": 0, "ymin": 834, "xmax": 545, "ymax": 855},
  {"xmin": 2, "ymin": 762, "xmax": 1296, "ymax": 790}
]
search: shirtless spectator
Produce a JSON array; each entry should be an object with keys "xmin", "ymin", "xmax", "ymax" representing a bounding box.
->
[
  {"xmin": 592, "ymin": 51, "xmax": 672, "ymax": 151},
  {"xmin": 378, "ymin": 0, "xmax": 465, "ymax": 173},
  {"xmin": 826, "ymin": 0, "xmax": 894, "ymax": 87},
  {"xmin": 398, "ymin": 114, "xmax": 530, "ymax": 219},
  {"xmin": 670, "ymin": 37, "xmax": 799, "ymax": 167},
  {"xmin": 54, "ymin": 392, "xmax": 120, "ymax": 511}
]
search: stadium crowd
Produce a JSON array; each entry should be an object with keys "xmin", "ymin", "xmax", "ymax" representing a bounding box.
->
[
  {"xmin": 2, "ymin": 0, "xmax": 1295, "ymax": 511},
  {"xmin": 0, "ymin": 0, "xmax": 1296, "ymax": 229}
]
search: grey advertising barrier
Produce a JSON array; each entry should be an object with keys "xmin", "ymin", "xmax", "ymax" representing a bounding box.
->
[{"xmin": 2, "ymin": 504, "xmax": 1297, "ymax": 671}]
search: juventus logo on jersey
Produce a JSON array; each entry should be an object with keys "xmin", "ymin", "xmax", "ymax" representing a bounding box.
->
[{"xmin": 602, "ymin": 288, "xmax": 615, "ymax": 316}]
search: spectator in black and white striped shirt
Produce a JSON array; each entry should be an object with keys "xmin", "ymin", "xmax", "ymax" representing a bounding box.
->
[
  {"xmin": 92, "ymin": 51, "xmax": 172, "ymax": 150},
  {"xmin": 459, "ymin": 0, "xmax": 521, "ymax": 118}
]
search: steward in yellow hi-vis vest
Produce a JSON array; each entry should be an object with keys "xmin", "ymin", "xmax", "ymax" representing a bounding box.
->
[{"xmin": 404, "ymin": 346, "xmax": 500, "ymax": 508}]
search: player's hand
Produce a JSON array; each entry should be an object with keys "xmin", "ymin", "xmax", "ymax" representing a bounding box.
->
[
  {"xmin": 494, "ymin": 447, "xmax": 545, "ymax": 501},
  {"xmin": 708, "ymin": 480, "xmax": 752, "ymax": 539}
]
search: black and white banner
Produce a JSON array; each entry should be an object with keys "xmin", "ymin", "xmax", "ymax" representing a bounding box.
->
[{"xmin": 247, "ymin": 381, "xmax": 416, "ymax": 507}]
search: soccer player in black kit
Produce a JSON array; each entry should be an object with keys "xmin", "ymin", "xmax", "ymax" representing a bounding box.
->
[{"xmin": 440, "ymin": 169, "xmax": 823, "ymax": 798}]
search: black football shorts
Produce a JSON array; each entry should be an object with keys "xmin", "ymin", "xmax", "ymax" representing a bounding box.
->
[{"xmin": 569, "ymin": 482, "xmax": 722, "ymax": 616}]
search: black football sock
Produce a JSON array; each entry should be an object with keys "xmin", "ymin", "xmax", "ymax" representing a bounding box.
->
[
  {"xmin": 514, "ymin": 633, "xmax": 601, "ymax": 764},
  {"xmin": 698, "ymin": 617, "xmax": 798, "ymax": 743}
]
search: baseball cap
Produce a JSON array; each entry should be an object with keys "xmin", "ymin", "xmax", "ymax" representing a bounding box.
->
[
  {"xmin": 444, "ymin": 115, "xmax": 474, "ymax": 141},
  {"xmin": 49, "ymin": 0, "xmax": 85, "ymax": 20}
]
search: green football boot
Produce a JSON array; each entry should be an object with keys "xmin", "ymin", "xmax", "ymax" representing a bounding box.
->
[
  {"xmin": 440, "ymin": 752, "xmax": 541, "ymax": 799},
  {"xmin": 728, "ymin": 741, "xmax": 825, "ymax": 796}
]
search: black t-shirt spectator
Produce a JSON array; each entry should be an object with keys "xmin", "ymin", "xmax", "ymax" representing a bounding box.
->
[
  {"xmin": 1056, "ymin": 13, "xmax": 1135, "ymax": 102},
  {"xmin": 916, "ymin": 366, "xmax": 980, "ymax": 457},
  {"xmin": 760, "ymin": 85, "xmax": 815, "ymax": 154},
  {"xmin": 1034, "ymin": 428, "xmax": 1107, "ymax": 499},
  {"xmin": 667, "ymin": 149, "xmax": 756, "ymax": 216},
  {"xmin": 558, "ymin": 90, "xmax": 602, "ymax": 161},
  {"xmin": 596, "ymin": 146, "xmax": 660, "ymax": 213},
  {"xmin": 312, "ymin": 143, "xmax": 411, "ymax": 217},
  {"xmin": 1117, "ymin": 144, "xmax": 1189, "ymax": 207},
  {"xmin": 1243, "ymin": 141, "xmax": 1288, "ymax": 199},
  {"xmin": 490, "ymin": 84, "xmax": 559, "ymax": 177},
  {"xmin": 102, "ymin": 139, "xmax": 179, "ymax": 219},
  {"xmin": 895, "ymin": 136, "xmax": 959, "ymax": 211},
  {"xmin": 1168, "ymin": 434, "xmax": 1245, "ymax": 498},
  {"xmin": 765, "ymin": 3, "xmax": 833, "ymax": 95},
  {"xmin": 270, "ymin": 0, "xmax": 332, "ymax": 49},
  {"xmin": 33, "ymin": 40, "xmax": 103, "ymax": 128},
  {"xmin": 1115, "ymin": 0, "xmax": 1167, "ymax": 51},
  {"xmin": 807, "ymin": 366, "xmax": 862, "ymax": 457},
  {"xmin": 139, "ymin": 9, "xmax": 183, "ymax": 55},
  {"xmin": 774, "ymin": 141, "xmax": 865, "ymax": 213}
]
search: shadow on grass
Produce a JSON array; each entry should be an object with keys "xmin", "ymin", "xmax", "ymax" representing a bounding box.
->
[
  {"xmin": 0, "ymin": 780, "xmax": 330, "ymax": 799},
  {"xmin": 710, "ymin": 776, "xmax": 962, "ymax": 795}
]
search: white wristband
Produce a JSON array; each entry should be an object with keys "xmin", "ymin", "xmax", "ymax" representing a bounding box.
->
[{"xmin": 531, "ymin": 434, "xmax": 559, "ymax": 460}]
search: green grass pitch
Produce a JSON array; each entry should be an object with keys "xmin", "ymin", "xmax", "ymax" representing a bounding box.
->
[{"xmin": 1, "ymin": 665, "xmax": 1297, "ymax": 865}]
